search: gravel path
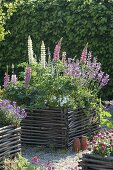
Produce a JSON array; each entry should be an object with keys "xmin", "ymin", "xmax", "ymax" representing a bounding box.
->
[{"xmin": 22, "ymin": 145, "xmax": 89, "ymax": 170}]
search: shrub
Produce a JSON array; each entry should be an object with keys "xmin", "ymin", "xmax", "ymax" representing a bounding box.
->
[{"xmin": 0, "ymin": 0, "xmax": 113, "ymax": 99}]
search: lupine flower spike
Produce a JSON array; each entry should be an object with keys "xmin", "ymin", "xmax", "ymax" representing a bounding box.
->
[
  {"xmin": 41, "ymin": 41, "xmax": 46, "ymax": 68},
  {"xmin": 28, "ymin": 35, "xmax": 37, "ymax": 64},
  {"xmin": 24, "ymin": 66, "xmax": 32, "ymax": 88},
  {"xmin": 81, "ymin": 43, "xmax": 88, "ymax": 63},
  {"xmin": 11, "ymin": 74, "xmax": 17, "ymax": 85},
  {"xmin": 10, "ymin": 64, "xmax": 17, "ymax": 85},
  {"xmin": 48, "ymin": 47, "xmax": 51, "ymax": 63},
  {"xmin": 62, "ymin": 52, "xmax": 66, "ymax": 63},
  {"xmin": 53, "ymin": 37, "xmax": 63, "ymax": 61},
  {"xmin": 4, "ymin": 73, "xmax": 10, "ymax": 88}
]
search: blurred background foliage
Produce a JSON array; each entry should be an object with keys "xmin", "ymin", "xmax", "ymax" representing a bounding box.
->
[{"xmin": 0, "ymin": 0, "xmax": 113, "ymax": 100}]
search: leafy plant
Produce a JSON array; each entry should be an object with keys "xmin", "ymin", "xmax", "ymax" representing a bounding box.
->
[
  {"xmin": 4, "ymin": 153, "xmax": 41, "ymax": 170},
  {"xmin": 0, "ymin": 99, "xmax": 26, "ymax": 127},
  {"xmin": 3, "ymin": 38, "xmax": 112, "ymax": 130},
  {"xmin": 0, "ymin": 0, "xmax": 20, "ymax": 41}
]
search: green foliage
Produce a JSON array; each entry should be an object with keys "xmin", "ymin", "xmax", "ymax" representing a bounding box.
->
[
  {"xmin": 0, "ymin": 0, "xmax": 113, "ymax": 99},
  {"xmin": 4, "ymin": 153, "xmax": 41, "ymax": 170},
  {"xmin": 3, "ymin": 60, "xmax": 99, "ymax": 111},
  {"xmin": 0, "ymin": 1, "xmax": 19, "ymax": 41},
  {"xmin": 0, "ymin": 99, "xmax": 26, "ymax": 127}
]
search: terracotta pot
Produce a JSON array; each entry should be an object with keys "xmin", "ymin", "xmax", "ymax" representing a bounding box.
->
[
  {"xmin": 81, "ymin": 136, "xmax": 88, "ymax": 151},
  {"xmin": 72, "ymin": 137, "xmax": 81, "ymax": 152}
]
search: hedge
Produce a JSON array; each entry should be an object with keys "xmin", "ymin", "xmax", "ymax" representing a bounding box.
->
[{"xmin": 0, "ymin": 0, "xmax": 113, "ymax": 99}]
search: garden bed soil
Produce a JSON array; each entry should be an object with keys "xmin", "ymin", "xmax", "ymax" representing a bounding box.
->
[
  {"xmin": 0, "ymin": 125, "xmax": 21, "ymax": 169},
  {"xmin": 21, "ymin": 108, "xmax": 99, "ymax": 148}
]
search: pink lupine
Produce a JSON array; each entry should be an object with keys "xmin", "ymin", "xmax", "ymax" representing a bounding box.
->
[
  {"xmin": 24, "ymin": 66, "xmax": 32, "ymax": 88},
  {"xmin": 4, "ymin": 72, "xmax": 10, "ymax": 88},
  {"xmin": 53, "ymin": 39, "xmax": 62, "ymax": 61},
  {"xmin": 81, "ymin": 46, "xmax": 87, "ymax": 63}
]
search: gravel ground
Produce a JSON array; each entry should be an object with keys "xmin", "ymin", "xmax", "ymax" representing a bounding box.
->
[{"xmin": 22, "ymin": 145, "xmax": 89, "ymax": 170}]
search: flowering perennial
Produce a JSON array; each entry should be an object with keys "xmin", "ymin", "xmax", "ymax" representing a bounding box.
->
[
  {"xmin": 11, "ymin": 74, "xmax": 17, "ymax": 84},
  {"xmin": 41, "ymin": 41, "xmax": 46, "ymax": 68},
  {"xmin": 89, "ymin": 129, "xmax": 113, "ymax": 157},
  {"xmin": 53, "ymin": 38, "xmax": 62, "ymax": 61},
  {"xmin": 24, "ymin": 66, "xmax": 32, "ymax": 88},
  {"xmin": 0, "ymin": 99, "xmax": 27, "ymax": 126},
  {"xmin": 4, "ymin": 73, "xmax": 10, "ymax": 88},
  {"xmin": 28, "ymin": 35, "xmax": 37, "ymax": 64}
]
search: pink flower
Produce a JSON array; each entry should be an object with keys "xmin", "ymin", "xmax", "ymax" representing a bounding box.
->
[
  {"xmin": 45, "ymin": 161, "xmax": 54, "ymax": 170},
  {"xmin": 53, "ymin": 39, "xmax": 62, "ymax": 61},
  {"xmin": 81, "ymin": 46, "xmax": 87, "ymax": 63},
  {"xmin": 32, "ymin": 156, "xmax": 40, "ymax": 165}
]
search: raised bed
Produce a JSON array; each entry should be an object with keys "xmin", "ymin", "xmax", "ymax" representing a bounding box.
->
[
  {"xmin": 79, "ymin": 153, "xmax": 113, "ymax": 170},
  {"xmin": 21, "ymin": 108, "xmax": 99, "ymax": 148},
  {"xmin": 0, "ymin": 125, "xmax": 21, "ymax": 169}
]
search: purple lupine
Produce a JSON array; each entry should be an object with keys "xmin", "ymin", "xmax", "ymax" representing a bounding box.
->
[
  {"xmin": 67, "ymin": 58, "xmax": 81, "ymax": 77},
  {"xmin": 100, "ymin": 74, "xmax": 109, "ymax": 87},
  {"xmin": 81, "ymin": 46, "xmax": 87, "ymax": 63},
  {"xmin": 4, "ymin": 73, "xmax": 10, "ymax": 88},
  {"xmin": 97, "ymin": 71, "xmax": 104, "ymax": 82},
  {"xmin": 53, "ymin": 39, "xmax": 62, "ymax": 61},
  {"xmin": 11, "ymin": 74, "xmax": 17, "ymax": 84},
  {"xmin": 91, "ymin": 57, "xmax": 101, "ymax": 75},
  {"xmin": 24, "ymin": 66, "xmax": 32, "ymax": 88}
]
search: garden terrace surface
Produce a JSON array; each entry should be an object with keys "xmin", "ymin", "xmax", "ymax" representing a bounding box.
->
[
  {"xmin": 21, "ymin": 108, "xmax": 99, "ymax": 148},
  {"xmin": 0, "ymin": 125, "xmax": 21, "ymax": 169}
]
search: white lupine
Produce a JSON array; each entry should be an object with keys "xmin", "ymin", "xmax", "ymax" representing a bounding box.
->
[
  {"xmin": 28, "ymin": 36, "xmax": 37, "ymax": 64},
  {"xmin": 41, "ymin": 41, "xmax": 46, "ymax": 68}
]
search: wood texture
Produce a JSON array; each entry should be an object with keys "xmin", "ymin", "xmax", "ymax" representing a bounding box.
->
[
  {"xmin": 79, "ymin": 153, "xmax": 113, "ymax": 170},
  {"xmin": 21, "ymin": 108, "xmax": 99, "ymax": 148},
  {"xmin": 0, "ymin": 125, "xmax": 21, "ymax": 169}
]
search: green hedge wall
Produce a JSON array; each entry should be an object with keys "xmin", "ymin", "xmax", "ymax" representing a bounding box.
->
[{"xmin": 0, "ymin": 0, "xmax": 113, "ymax": 99}]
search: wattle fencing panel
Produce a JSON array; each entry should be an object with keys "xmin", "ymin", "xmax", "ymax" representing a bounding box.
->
[
  {"xmin": 0, "ymin": 125, "xmax": 21, "ymax": 169},
  {"xmin": 21, "ymin": 108, "xmax": 99, "ymax": 148},
  {"xmin": 79, "ymin": 153, "xmax": 113, "ymax": 170}
]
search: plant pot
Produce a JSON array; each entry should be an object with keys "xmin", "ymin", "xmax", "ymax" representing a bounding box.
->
[
  {"xmin": 72, "ymin": 137, "xmax": 81, "ymax": 152},
  {"xmin": 80, "ymin": 136, "xmax": 88, "ymax": 151}
]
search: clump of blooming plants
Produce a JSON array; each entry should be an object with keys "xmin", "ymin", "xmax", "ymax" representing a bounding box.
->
[
  {"xmin": 3, "ymin": 36, "xmax": 112, "ymax": 127},
  {"xmin": 0, "ymin": 99, "xmax": 26, "ymax": 127},
  {"xmin": 89, "ymin": 129, "xmax": 113, "ymax": 157}
]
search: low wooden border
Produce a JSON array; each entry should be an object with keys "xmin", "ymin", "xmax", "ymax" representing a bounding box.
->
[
  {"xmin": 21, "ymin": 108, "xmax": 99, "ymax": 148},
  {"xmin": 79, "ymin": 153, "xmax": 113, "ymax": 170},
  {"xmin": 0, "ymin": 125, "xmax": 21, "ymax": 169}
]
